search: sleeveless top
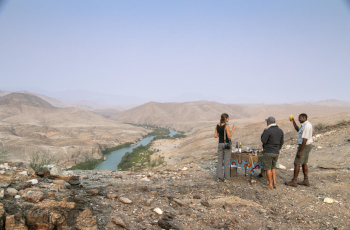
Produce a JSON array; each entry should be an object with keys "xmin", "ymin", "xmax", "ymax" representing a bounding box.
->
[{"xmin": 217, "ymin": 124, "xmax": 229, "ymax": 143}]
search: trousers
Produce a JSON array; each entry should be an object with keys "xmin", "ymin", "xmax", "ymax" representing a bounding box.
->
[{"xmin": 216, "ymin": 143, "xmax": 231, "ymax": 180}]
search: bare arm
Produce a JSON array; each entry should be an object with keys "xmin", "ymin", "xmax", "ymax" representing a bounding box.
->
[
  {"xmin": 297, "ymin": 138, "xmax": 307, "ymax": 158},
  {"xmin": 291, "ymin": 118, "xmax": 299, "ymax": 132},
  {"xmin": 214, "ymin": 127, "xmax": 219, "ymax": 138},
  {"xmin": 225, "ymin": 124, "xmax": 236, "ymax": 139}
]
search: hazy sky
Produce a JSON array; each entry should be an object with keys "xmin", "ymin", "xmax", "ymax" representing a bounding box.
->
[{"xmin": 1, "ymin": 0, "xmax": 350, "ymax": 104}]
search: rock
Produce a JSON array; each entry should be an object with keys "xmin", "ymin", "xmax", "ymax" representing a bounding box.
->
[
  {"xmin": 181, "ymin": 167, "xmax": 188, "ymax": 171},
  {"xmin": 18, "ymin": 171, "xmax": 28, "ymax": 176},
  {"xmin": 201, "ymin": 200, "xmax": 210, "ymax": 207},
  {"xmin": 36, "ymin": 170, "xmax": 51, "ymax": 177},
  {"xmin": 57, "ymin": 174, "xmax": 72, "ymax": 183},
  {"xmin": 34, "ymin": 200, "xmax": 75, "ymax": 209},
  {"xmin": 277, "ymin": 164, "xmax": 286, "ymax": 170},
  {"xmin": 69, "ymin": 176, "xmax": 80, "ymax": 185},
  {"xmin": 53, "ymin": 180, "xmax": 71, "ymax": 189},
  {"xmin": 14, "ymin": 182, "xmax": 32, "ymax": 191},
  {"xmin": 0, "ymin": 170, "xmax": 5, "ymax": 174},
  {"xmin": 193, "ymin": 194, "xmax": 201, "ymax": 199},
  {"xmin": 107, "ymin": 194, "xmax": 118, "ymax": 200},
  {"xmin": 172, "ymin": 183, "xmax": 178, "ymax": 187},
  {"xmin": 119, "ymin": 197, "xmax": 132, "ymax": 204},
  {"xmin": 27, "ymin": 179, "xmax": 38, "ymax": 185},
  {"xmin": 164, "ymin": 194, "xmax": 174, "ymax": 199},
  {"xmin": 138, "ymin": 186, "xmax": 149, "ymax": 192},
  {"xmin": 0, "ymin": 189, "xmax": 4, "ymax": 199},
  {"xmin": 146, "ymin": 174, "xmax": 152, "ymax": 177},
  {"xmin": 6, "ymin": 188, "xmax": 18, "ymax": 196},
  {"xmin": 188, "ymin": 205, "xmax": 195, "ymax": 209},
  {"xmin": 87, "ymin": 189, "xmax": 99, "ymax": 195},
  {"xmin": 76, "ymin": 209, "xmax": 98, "ymax": 230},
  {"xmin": 317, "ymin": 146, "xmax": 323, "ymax": 149},
  {"xmin": 324, "ymin": 197, "xmax": 336, "ymax": 203},
  {"xmin": 0, "ymin": 203, "xmax": 5, "ymax": 227},
  {"xmin": 158, "ymin": 219, "xmax": 178, "ymax": 230},
  {"xmin": 0, "ymin": 181, "xmax": 11, "ymax": 188},
  {"xmin": 141, "ymin": 177, "xmax": 150, "ymax": 182},
  {"xmin": 15, "ymin": 195, "xmax": 21, "ymax": 199},
  {"xmin": 153, "ymin": 207, "xmax": 163, "ymax": 215},
  {"xmin": 112, "ymin": 217, "xmax": 128, "ymax": 229},
  {"xmin": 150, "ymin": 191, "xmax": 158, "ymax": 196},
  {"xmin": 5, "ymin": 213, "xmax": 28, "ymax": 230},
  {"xmin": 173, "ymin": 198, "xmax": 184, "ymax": 206},
  {"xmin": 145, "ymin": 199, "xmax": 152, "ymax": 206},
  {"xmin": 49, "ymin": 166, "xmax": 59, "ymax": 175},
  {"xmin": 24, "ymin": 190, "xmax": 44, "ymax": 203},
  {"xmin": 115, "ymin": 175, "xmax": 122, "ymax": 179}
]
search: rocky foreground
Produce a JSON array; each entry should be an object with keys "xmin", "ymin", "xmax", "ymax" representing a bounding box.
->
[{"xmin": 1, "ymin": 123, "xmax": 350, "ymax": 230}]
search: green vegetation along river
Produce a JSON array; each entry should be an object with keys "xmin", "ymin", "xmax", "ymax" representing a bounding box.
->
[{"xmin": 94, "ymin": 129, "xmax": 180, "ymax": 170}]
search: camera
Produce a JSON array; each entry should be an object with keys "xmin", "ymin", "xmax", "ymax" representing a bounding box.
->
[{"xmin": 225, "ymin": 144, "xmax": 231, "ymax": 149}]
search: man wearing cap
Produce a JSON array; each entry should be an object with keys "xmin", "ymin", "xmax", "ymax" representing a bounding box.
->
[
  {"xmin": 261, "ymin": 116, "xmax": 284, "ymax": 189},
  {"xmin": 286, "ymin": 113, "xmax": 313, "ymax": 187}
]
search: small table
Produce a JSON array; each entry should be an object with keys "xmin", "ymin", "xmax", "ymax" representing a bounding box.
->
[{"xmin": 231, "ymin": 153, "xmax": 263, "ymax": 175}]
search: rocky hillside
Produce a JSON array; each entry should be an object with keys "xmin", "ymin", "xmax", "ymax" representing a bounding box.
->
[
  {"xmin": 0, "ymin": 121, "xmax": 349, "ymax": 229},
  {"xmin": 110, "ymin": 101, "xmax": 251, "ymax": 127},
  {"xmin": 0, "ymin": 93, "xmax": 56, "ymax": 109},
  {"xmin": 0, "ymin": 93, "xmax": 149, "ymax": 167},
  {"xmin": 110, "ymin": 101, "xmax": 350, "ymax": 131}
]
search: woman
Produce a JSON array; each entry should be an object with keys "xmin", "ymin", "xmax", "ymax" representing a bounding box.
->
[{"xmin": 214, "ymin": 113, "xmax": 236, "ymax": 182}]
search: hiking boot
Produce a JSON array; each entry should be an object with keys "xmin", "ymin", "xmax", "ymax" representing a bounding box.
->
[
  {"xmin": 298, "ymin": 177, "xmax": 310, "ymax": 187},
  {"xmin": 285, "ymin": 178, "xmax": 298, "ymax": 187}
]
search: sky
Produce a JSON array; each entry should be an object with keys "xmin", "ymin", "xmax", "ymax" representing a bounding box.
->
[{"xmin": 0, "ymin": 0, "xmax": 350, "ymax": 105}]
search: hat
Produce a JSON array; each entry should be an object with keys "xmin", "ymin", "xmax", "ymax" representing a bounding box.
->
[{"xmin": 265, "ymin": 116, "xmax": 275, "ymax": 123}]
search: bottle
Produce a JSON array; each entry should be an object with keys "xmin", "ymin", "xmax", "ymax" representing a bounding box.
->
[
  {"xmin": 235, "ymin": 142, "xmax": 238, "ymax": 153},
  {"xmin": 239, "ymin": 142, "xmax": 242, "ymax": 153}
]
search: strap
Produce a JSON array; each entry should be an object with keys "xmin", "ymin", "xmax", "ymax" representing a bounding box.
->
[{"xmin": 224, "ymin": 124, "xmax": 226, "ymax": 142}]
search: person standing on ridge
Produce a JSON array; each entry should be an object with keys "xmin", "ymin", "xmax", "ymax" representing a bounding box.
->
[
  {"xmin": 261, "ymin": 116, "xmax": 284, "ymax": 189},
  {"xmin": 286, "ymin": 113, "xmax": 313, "ymax": 187},
  {"xmin": 214, "ymin": 113, "xmax": 237, "ymax": 182}
]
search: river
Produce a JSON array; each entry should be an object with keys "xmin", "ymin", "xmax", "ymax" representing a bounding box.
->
[{"xmin": 94, "ymin": 129, "xmax": 180, "ymax": 170}]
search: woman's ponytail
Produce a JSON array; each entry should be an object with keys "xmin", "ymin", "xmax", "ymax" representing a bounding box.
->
[{"xmin": 220, "ymin": 113, "xmax": 228, "ymax": 124}]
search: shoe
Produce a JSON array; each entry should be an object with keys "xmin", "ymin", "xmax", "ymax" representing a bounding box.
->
[
  {"xmin": 273, "ymin": 184, "xmax": 277, "ymax": 189},
  {"xmin": 216, "ymin": 178, "xmax": 223, "ymax": 183},
  {"xmin": 285, "ymin": 178, "xmax": 298, "ymax": 187},
  {"xmin": 263, "ymin": 185, "xmax": 274, "ymax": 189},
  {"xmin": 298, "ymin": 179, "xmax": 310, "ymax": 187}
]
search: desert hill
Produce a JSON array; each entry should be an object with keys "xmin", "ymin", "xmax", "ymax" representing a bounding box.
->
[
  {"xmin": 93, "ymin": 107, "xmax": 125, "ymax": 118},
  {"xmin": 0, "ymin": 93, "xmax": 149, "ymax": 167},
  {"xmin": 0, "ymin": 93, "xmax": 56, "ymax": 109},
  {"xmin": 111, "ymin": 100, "xmax": 350, "ymax": 131},
  {"xmin": 110, "ymin": 101, "xmax": 251, "ymax": 128}
]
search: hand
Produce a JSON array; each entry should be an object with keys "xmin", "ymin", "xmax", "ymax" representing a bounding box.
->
[
  {"xmin": 290, "ymin": 118, "xmax": 295, "ymax": 122},
  {"xmin": 232, "ymin": 125, "xmax": 236, "ymax": 130},
  {"xmin": 297, "ymin": 152, "xmax": 301, "ymax": 158}
]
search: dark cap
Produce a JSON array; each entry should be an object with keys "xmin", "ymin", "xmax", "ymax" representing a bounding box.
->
[{"xmin": 265, "ymin": 116, "xmax": 275, "ymax": 123}]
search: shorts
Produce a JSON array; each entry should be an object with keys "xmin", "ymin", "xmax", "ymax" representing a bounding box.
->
[
  {"xmin": 262, "ymin": 152, "xmax": 279, "ymax": 170},
  {"xmin": 294, "ymin": 144, "xmax": 312, "ymax": 164}
]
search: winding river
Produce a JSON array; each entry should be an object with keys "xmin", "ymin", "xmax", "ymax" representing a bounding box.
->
[{"xmin": 94, "ymin": 129, "xmax": 180, "ymax": 170}]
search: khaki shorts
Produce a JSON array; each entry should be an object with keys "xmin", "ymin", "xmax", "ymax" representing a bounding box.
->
[
  {"xmin": 294, "ymin": 144, "xmax": 312, "ymax": 165},
  {"xmin": 263, "ymin": 152, "xmax": 279, "ymax": 170}
]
